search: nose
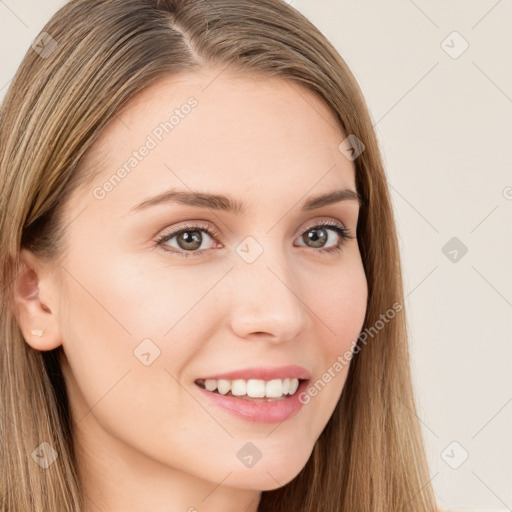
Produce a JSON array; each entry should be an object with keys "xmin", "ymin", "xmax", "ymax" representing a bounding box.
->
[{"xmin": 228, "ymin": 251, "xmax": 310, "ymax": 343}]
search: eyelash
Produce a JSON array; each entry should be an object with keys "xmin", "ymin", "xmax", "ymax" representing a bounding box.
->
[{"xmin": 155, "ymin": 220, "xmax": 355, "ymax": 259}]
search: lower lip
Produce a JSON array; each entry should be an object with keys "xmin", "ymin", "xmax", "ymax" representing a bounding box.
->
[{"xmin": 194, "ymin": 380, "xmax": 309, "ymax": 424}]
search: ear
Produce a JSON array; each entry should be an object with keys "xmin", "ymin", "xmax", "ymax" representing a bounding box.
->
[{"xmin": 13, "ymin": 248, "xmax": 62, "ymax": 351}]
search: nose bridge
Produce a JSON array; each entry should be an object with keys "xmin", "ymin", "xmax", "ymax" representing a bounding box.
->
[{"xmin": 228, "ymin": 237, "xmax": 309, "ymax": 340}]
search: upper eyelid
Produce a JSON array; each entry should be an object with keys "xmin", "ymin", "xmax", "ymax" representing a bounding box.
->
[
  {"xmin": 158, "ymin": 217, "xmax": 350, "ymax": 238},
  {"xmin": 157, "ymin": 217, "xmax": 353, "ymax": 247}
]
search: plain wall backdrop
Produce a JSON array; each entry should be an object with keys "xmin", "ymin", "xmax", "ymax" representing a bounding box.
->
[{"xmin": 1, "ymin": 1, "xmax": 511, "ymax": 510}]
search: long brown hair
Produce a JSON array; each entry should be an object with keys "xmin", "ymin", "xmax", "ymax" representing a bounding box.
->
[{"xmin": 0, "ymin": 1, "xmax": 440, "ymax": 510}]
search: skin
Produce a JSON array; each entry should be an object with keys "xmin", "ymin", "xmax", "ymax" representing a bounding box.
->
[{"xmin": 14, "ymin": 67, "xmax": 368, "ymax": 512}]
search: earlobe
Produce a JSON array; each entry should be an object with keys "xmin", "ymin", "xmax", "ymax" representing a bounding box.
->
[{"xmin": 13, "ymin": 250, "xmax": 62, "ymax": 351}]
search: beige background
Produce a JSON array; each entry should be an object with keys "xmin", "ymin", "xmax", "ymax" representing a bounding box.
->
[{"xmin": 1, "ymin": 1, "xmax": 511, "ymax": 510}]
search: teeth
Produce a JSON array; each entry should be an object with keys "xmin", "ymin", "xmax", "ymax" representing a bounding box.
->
[
  {"xmin": 205, "ymin": 379, "xmax": 218, "ymax": 392},
  {"xmin": 201, "ymin": 377, "xmax": 302, "ymax": 398},
  {"xmin": 289, "ymin": 378, "xmax": 299, "ymax": 395},
  {"xmin": 217, "ymin": 379, "xmax": 231, "ymax": 395},
  {"xmin": 231, "ymin": 379, "xmax": 247, "ymax": 396}
]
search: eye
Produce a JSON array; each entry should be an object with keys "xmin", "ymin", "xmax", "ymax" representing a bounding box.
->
[
  {"xmin": 155, "ymin": 220, "xmax": 355, "ymax": 258},
  {"xmin": 155, "ymin": 222, "xmax": 221, "ymax": 258},
  {"xmin": 294, "ymin": 220, "xmax": 355, "ymax": 255}
]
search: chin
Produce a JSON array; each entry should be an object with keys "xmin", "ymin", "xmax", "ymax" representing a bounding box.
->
[{"xmin": 222, "ymin": 457, "xmax": 308, "ymax": 491}]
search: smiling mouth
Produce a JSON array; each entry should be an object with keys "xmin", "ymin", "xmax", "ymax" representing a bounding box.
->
[{"xmin": 194, "ymin": 378, "xmax": 308, "ymax": 402}]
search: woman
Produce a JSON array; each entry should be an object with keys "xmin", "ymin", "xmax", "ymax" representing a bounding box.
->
[{"xmin": 0, "ymin": 0, "xmax": 442, "ymax": 510}]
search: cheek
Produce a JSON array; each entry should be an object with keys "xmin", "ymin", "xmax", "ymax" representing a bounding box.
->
[
  {"xmin": 57, "ymin": 252, "xmax": 227, "ymax": 396},
  {"xmin": 309, "ymin": 258, "xmax": 368, "ymax": 352},
  {"xmin": 57, "ymin": 256, "xmax": 212, "ymax": 463},
  {"xmin": 92, "ymin": 254, "xmax": 230, "ymax": 337},
  {"xmin": 297, "ymin": 259, "xmax": 367, "ymax": 412},
  {"xmin": 61, "ymin": 247, "xmax": 218, "ymax": 340}
]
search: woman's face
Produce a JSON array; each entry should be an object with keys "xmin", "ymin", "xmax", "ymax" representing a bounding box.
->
[{"xmin": 21, "ymin": 68, "xmax": 368, "ymax": 508}]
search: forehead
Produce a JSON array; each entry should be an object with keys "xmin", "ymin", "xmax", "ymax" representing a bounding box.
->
[{"xmin": 76, "ymin": 68, "xmax": 356, "ymax": 215}]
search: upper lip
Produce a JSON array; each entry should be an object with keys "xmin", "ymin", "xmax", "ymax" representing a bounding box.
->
[{"xmin": 196, "ymin": 365, "xmax": 311, "ymax": 382}]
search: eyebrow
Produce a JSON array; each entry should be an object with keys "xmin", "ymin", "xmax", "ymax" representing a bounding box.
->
[{"xmin": 126, "ymin": 187, "xmax": 363, "ymax": 216}]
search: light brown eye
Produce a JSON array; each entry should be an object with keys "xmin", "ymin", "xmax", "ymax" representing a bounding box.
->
[
  {"xmin": 295, "ymin": 222, "xmax": 354, "ymax": 254},
  {"xmin": 156, "ymin": 222, "xmax": 220, "ymax": 258},
  {"xmin": 175, "ymin": 230, "xmax": 203, "ymax": 251},
  {"xmin": 302, "ymin": 227, "xmax": 329, "ymax": 248}
]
